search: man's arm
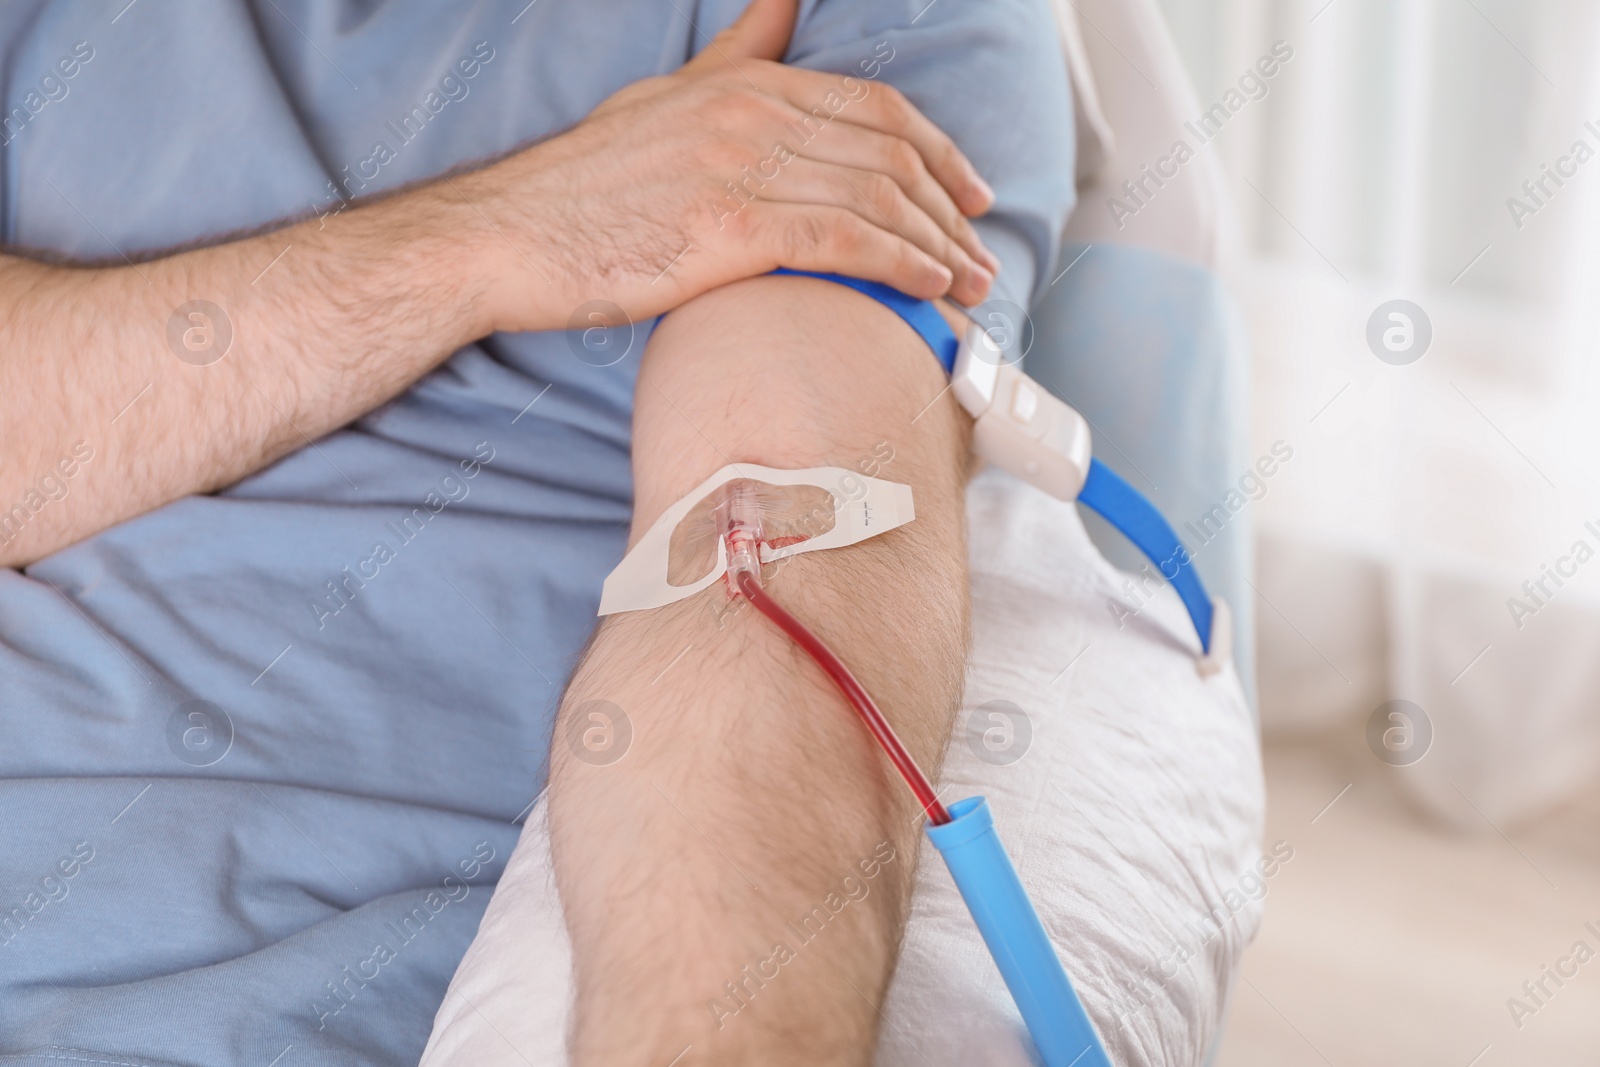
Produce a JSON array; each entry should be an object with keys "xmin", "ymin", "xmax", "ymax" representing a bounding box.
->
[
  {"xmin": 0, "ymin": 194, "xmax": 492, "ymax": 568},
  {"xmin": 0, "ymin": 0, "xmax": 997, "ymax": 568},
  {"xmin": 549, "ymin": 274, "xmax": 970, "ymax": 1065}
]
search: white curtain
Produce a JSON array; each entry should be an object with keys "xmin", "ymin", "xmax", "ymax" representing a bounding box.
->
[{"xmin": 1154, "ymin": 0, "xmax": 1600, "ymax": 825}]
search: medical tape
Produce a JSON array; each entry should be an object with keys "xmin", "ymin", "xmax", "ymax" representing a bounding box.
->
[{"xmin": 598, "ymin": 463, "xmax": 914, "ymax": 615}]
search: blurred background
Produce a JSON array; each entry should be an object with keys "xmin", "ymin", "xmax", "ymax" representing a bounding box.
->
[{"xmin": 1139, "ymin": 0, "xmax": 1600, "ymax": 1061}]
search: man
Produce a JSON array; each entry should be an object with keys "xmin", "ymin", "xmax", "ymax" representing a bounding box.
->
[{"xmin": 0, "ymin": 0, "xmax": 1074, "ymax": 1062}]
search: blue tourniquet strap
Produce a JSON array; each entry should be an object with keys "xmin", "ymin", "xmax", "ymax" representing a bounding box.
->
[
  {"xmin": 770, "ymin": 270, "xmax": 1214, "ymax": 653},
  {"xmin": 1077, "ymin": 457, "xmax": 1214, "ymax": 653},
  {"xmin": 771, "ymin": 268, "xmax": 959, "ymax": 374}
]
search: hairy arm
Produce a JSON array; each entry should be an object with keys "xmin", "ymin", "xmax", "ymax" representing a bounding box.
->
[
  {"xmin": 545, "ymin": 4, "xmax": 1074, "ymax": 1053},
  {"xmin": 549, "ymin": 275, "xmax": 970, "ymax": 1065},
  {"xmin": 0, "ymin": 192, "xmax": 492, "ymax": 568}
]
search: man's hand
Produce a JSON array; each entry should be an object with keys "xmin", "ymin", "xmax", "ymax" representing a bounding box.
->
[
  {"xmin": 0, "ymin": 0, "xmax": 997, "ymax": 569},
  {"xmin": 467, "ymin": 0, "xmax": 999, "ymax": 330}
]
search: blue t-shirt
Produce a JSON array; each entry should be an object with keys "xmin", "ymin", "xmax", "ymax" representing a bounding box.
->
[{"xmin": 0, "ymin": 2, "xmax": 1074, "ymax": 1063}]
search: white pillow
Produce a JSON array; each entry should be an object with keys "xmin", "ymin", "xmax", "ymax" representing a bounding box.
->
[{"xmin": 420, "ymin": 470, "xmax": 1264, "ymax": 1067}]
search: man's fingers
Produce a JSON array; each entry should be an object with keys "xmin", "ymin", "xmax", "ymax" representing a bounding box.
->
[
  {"xmin": 747, "ymin": 201, "xmax": 955, "ymax": 301},
  {"xmin": 790, "ymin": 121, "xmax": 1000, "ymax": 276},
  {"xmin": 841, "ymin": 80, "xmax": 994, "ymax": 217},
  {"xmin": 681, "ymin": 0, "xmax": 798, "ymax": 73},
  {"xmin": 753, "ymin": 65, "xmax": 994, "ymax": 217},
  {"xmin": 770, "ymin": 160, "xmax": 992, "ymax": 305}
]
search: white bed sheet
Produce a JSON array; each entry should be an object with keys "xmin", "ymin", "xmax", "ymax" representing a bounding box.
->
[{"xmin": 420, "ymin": 469, "xmax": 1265, "ymax": 1066}]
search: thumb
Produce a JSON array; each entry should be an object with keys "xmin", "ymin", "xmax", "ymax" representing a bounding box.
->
[{"xmin": 683, "ymin": 0, "xmax": 798, "ymax": 72}]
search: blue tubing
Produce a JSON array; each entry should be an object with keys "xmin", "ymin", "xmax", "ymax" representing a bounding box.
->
[{"xmin": 926, "ymin": 797, "xmax": 1113, "ymax": 1067}]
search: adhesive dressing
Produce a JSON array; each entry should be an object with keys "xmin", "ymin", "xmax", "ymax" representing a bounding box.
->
[{"xmin": 598, "ymin": 464, "xmax": 914, "ymax": 615}]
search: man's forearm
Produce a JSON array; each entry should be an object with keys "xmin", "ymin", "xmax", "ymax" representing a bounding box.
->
[
  {"xmin": 0, "ymin": 186, "xmax": 490, "ymax": 567},
  {"xmin": 549, "ymin": 275, "xmax": 970, "ymax": 1065}
]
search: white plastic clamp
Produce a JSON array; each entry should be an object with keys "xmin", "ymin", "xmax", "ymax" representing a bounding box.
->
[{"xmin": 951, "ymin": 320, "xmax": 1093, "ymax": 502}]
